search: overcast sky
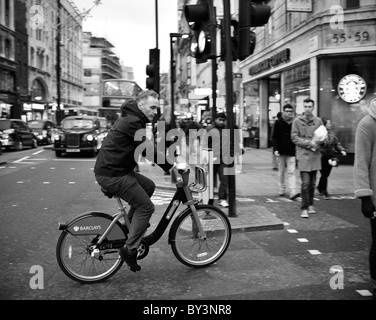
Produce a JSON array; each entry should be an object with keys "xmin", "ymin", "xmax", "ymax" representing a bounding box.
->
[{"xmin": 78, "ymin": 0, "xmax": 179, "ymax": 87}]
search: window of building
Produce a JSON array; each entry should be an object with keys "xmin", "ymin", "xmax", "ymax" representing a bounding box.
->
[
  {"xmin": 318, "ymin": 54, "xmax": 376, "ymax": 153},
  {"xmin": 346, "ymin": 0, "xmax": 359, "ymax": 9},
  {"xmin": 5, "ymin": 0, "xmax": 10, "ymax": 27},
  {"xmin": 243, "ymin": 81, "xmax": 260, "ymax": 148},
  {"xmin": 283, "ymin": 62, "xmax": 311, "ymax": 115},
  {"xmin": 5, "ymin": 39, "xmax": 11, "ymax": 58},
  {"xmin": 84, "ymin": 69, "xmax": 92, "ymax": 77}
]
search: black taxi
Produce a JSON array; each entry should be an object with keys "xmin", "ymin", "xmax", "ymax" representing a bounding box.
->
[{"xmin": 53, "ymin": 116, "xmax": 109, "ymax": 157}]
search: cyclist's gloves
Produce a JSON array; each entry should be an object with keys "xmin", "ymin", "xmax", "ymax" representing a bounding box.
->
[
  {"xmin": 360, "ymin": 196, "xmax": 376, "ymax": 218},
  {"xmin": 173, "ymin": 162, "xmax": 189, "ymax": 171}
]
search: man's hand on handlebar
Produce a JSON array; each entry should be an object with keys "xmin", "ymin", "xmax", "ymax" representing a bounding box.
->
[{"xmin": 173, "ymin": 162, "xmax": 189, "ymax": 172}]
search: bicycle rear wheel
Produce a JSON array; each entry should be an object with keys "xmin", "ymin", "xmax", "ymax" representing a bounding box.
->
[
  {"xmin": 56, "ymin": 230, "xmax": 126, "ymax": 284},
  {"xmin": 170, "ymin": 204, "xmax": 231, "ymax": 268}
]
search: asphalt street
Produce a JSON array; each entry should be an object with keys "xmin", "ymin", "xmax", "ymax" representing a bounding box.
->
[{"xmin": 0, "ymin": 146, "xmax": 374, "ymax": 303}]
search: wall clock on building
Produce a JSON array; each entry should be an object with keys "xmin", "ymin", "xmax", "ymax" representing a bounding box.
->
[{"xmin": 337, "ymin": 74, "xmax": 367, "ymax": 103}]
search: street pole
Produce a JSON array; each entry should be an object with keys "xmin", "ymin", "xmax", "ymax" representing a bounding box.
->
[
  {"xmin": 56, "ymin": 0, "xmax": 61, "ymax": 126},
  {"xmin": 170, "ymin": 35, "xmax": 176, "ymax": 129},
  {"xmin": 211, "ymin": 58, "xmax": 217, "ymax": 123},
  {"xmin": 223, "ymin": 0, "xmax": 237, "ymax": 217}
]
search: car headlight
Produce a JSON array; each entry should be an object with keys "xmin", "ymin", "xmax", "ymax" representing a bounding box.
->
[{"xmin": 86, "ymin": 134, "xmax": 94, "ymax": 141}]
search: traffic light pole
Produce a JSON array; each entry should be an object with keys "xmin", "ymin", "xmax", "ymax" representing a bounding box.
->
[
  {"xmin": 211, "ymin": 58, "xmax": 217, "ymax": 123},
  {"xmin": 223, "ymin": 0, "xmax": 237, "ymax": 217},
  {"xmin": 169, "ymin": 35, "xmax": 176, "ymax": 129},
  {"xmin": 56, "ymin": 0, "xmax": 62, "ymax": 126}
]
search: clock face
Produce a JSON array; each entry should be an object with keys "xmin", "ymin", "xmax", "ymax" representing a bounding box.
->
[
  {"xmin": 198, "ymin": 30, "xmax": 206, "ymax": 53},
  {"xmin": 338, "ymin": 74, "xmax": 367, "ymax": 103}
]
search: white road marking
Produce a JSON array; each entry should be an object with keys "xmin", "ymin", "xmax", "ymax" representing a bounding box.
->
[
  {"xmin": 286, "ymin": 229, "xmax": 298, "ymax": 233},
  {"xmin": 297, "ymin": 238, "xmax": 309, "ymax": 242},
  {"xmin": 356, "ymin": 290, "xmax": 373, "ymax": 297},
  {"xmin": 53, "ymin": 159, "xmax": 95, "ymax": 162},
  {"xmin": 13, "ymin": 156, "xmax": 32, "ymax": 164},
  {"xmin": 308, "ymin": 250, "xmax": 321, "ymax": 255},
  {"xmin": 32, "ymin": 150, "xmax": 44, "ymax": 155},
  {"xmin": 43, "ymin": 182, "xmax": 51, "ymax": 184}
]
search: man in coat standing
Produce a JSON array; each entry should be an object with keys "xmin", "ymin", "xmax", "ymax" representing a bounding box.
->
[
  {"xmin": 291, "ymin": 98, "xmax": 324, "ymax": 218},
  {"xmin": 272, "ymin": 104, "xmax": 300, "ymax": 200},
  {"xmin": 354, "ymin": 98, "xmax": 376, "ymax": 300}
]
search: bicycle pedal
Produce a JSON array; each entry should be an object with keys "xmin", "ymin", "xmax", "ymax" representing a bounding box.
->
[{"xmin": 91, "ymin": 248, "xmax": 100, "ymax": 258}]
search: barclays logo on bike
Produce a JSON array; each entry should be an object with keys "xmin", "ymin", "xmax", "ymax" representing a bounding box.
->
[{"xmin": 73, "ymin": 225, "xmax": 102, "ymax": 232}]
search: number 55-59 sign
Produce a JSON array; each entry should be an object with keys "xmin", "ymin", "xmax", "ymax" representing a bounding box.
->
[{"xmin": 326, "ymin": 26, "xmax": 375, "ymax": 47}]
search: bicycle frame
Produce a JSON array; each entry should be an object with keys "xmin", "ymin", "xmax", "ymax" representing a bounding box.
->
[{"xmin": 59, "ymin": 166, "xmax": 208, "ymax": 251}]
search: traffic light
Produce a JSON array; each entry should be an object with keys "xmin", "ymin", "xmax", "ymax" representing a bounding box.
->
[
  {"xmin": 238, "ymin": 0, "xmax": 271, "ymax": 60},
  {"xmin": 184, "ymin": 0, "xmax": 217, "ymax": 64},
  {"xmin": 146, "ymin": 48, "xmax": 160, "ymax": 93}
]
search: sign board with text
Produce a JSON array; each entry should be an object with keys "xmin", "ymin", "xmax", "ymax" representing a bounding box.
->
[{"xmin": 286, "ymin": 0, "xmax": 313, "ymax": 12}]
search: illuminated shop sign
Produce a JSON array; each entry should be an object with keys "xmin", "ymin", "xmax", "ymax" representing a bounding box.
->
[
  {"xmin": 249, "ymin": 49, "xmax": 290, "ymax": 75},
  {"xmin": 337, "ymin": 74, "xmax": 367, "ymax": 103}
]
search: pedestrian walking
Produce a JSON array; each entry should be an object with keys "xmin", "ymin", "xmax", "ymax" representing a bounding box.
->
[
  {"xmin": 317, "ymin": 117, "xmax": 347, "ymax": 199},
  {"xmin": 271, "ymin": 111, "xmax": 282, "ymax": 171},
  {"xmin": 272, "ymin": 104, "xmax": 300, "ymax": 200},
  {"xmin": 354, "ymin": 98, "xmax": 376, "ymax": 300},
  {"xmin": 291, "ymin": 98, "xmax": 324, "ymax": 218},
  {"xmin": 206, "ymin": 112, "xmax": 230, "ymax": 208}
]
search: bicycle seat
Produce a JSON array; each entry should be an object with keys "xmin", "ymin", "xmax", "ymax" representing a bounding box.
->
[{"xmin": 101, "ymin": 187, "xmax": 114, "ymax": 199}]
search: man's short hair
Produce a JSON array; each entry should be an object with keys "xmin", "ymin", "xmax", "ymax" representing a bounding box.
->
[
  {"xmin": 303, "ymin": 98, "xmax": 314, "ymax": 106},
  {"xmin": 283, "ymin": 104, "xmax": 293, "ymax": 111},
  {"xmin": 215, "ymin": 112, "xmax": 226, "ymax": 120},
  {"xmin": 136, "ymin": 90, "xmax": 159, "ymax": 103}
]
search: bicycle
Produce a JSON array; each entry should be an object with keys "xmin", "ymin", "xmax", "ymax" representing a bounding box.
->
[{"xmin": 56, "ymin": 166, "xmax": 232, "ymax": 284}]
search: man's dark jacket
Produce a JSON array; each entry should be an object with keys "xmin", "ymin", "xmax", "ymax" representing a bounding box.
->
[
  {"xmin": 272, "ymin": 118, "xmax": 296, "ymax": 156},
  {"xmin": 94, "ymin": 99, "xmax": 173, "ymax": 177}
]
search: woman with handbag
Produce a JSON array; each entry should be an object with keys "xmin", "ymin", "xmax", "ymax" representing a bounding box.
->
[{"xmin": 317, "ymin": 117, "xmax": 347, "ymax": 199}]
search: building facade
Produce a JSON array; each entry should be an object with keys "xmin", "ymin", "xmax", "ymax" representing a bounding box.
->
[
  {"xmin": 239, "ymin": 0, "xmax": 376, "ymax": 159},
  {"xmin": 82, "ymin": 32, "xmax": 123, "ymax": 114},
  {"xmin": 0, "ymin": 0, "xmax": 17, "ymax": 118},
  {"xmin": 24, "ymin": 0, "xmax": 84, "ymax": 122},
  {"xmin": 176, "ymin": 0, "xmax": 375, "ymax": 161}
]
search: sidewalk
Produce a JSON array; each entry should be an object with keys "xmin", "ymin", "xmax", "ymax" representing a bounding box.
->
[{"xmin": 139, "ymin": 147, "xmax": 355, "ymax": 232}]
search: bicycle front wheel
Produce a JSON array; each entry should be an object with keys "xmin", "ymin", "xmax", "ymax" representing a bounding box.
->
[
  {"xmin": 56, "ymin": 231, "xmax": 125, "ymax": 284},
  {"xmin": 170, "ymin": 204, "xmax": 231, "ymax": 268}
]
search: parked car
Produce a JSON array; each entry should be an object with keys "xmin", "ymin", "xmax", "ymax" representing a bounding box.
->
[
  {"xmin": 0, "ymin": 118, "xmax": 38, "ymax": 151},
  {"xmin": 53, "ymin": 115, "xmax": 109, "ymax": 157},
  {"xmin": 27, "ymin": 120, "xmax": 57, "ymax": 145}
]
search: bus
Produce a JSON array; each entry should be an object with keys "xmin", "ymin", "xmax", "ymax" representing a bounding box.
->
[{"xmin": 99, "ymin": 79, "xmax": 143, "ymax": 125}]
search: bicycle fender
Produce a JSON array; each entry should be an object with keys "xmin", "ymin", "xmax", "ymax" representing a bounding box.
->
[{"xmin": 59, "ymin": 211, "xmax": 126, "ymax": 241}]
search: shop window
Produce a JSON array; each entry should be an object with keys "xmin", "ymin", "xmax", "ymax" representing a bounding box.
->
[
  {"xmin": 283, "ymin": 62, "xmax": 311, "ymax": 115},
  {"xmin": 243, "ymin": 81, "xmax": 260, "ymax": 148},
  {"xmin": 318, "ymin": 55, "xmax": 375, "ymax": 154},
  {"xmin": 346, "ymin": 0, "xmax": 359, "ymax": 9}
]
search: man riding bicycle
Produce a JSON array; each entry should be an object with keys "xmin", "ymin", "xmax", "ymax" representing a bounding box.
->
[{"xmin": 94, "ymin": 90, "xmax": 186, "ymax": 272}]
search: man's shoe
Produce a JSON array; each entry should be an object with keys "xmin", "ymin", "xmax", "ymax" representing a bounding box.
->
[
  {"xmin": 316, "ymin": 187, "xmax": 324, "ymax": 196},
  {"xmin": 289, "ymin": 193, "xmax": 301, "ymax": 200},
  {"xmin": 118, "ymin": 247, "xmax": 141, "ymax": 272},
  {"xmin": 323, "ymin": 192, "xmax": 331, "ymax": 200},
  {"xmin": 308, "ymin": 206, "xmax": 316, "ymax": 214},
  {"xmin": 218, "ymin": 199, "xmax": 229, "ymax": 208},
  {"xmin": 301, "ymin": 210, "xmax": 309, "ymax": 218}
]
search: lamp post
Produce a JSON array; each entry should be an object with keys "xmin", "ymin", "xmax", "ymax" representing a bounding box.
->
[{"xmin": 169, "ymin": 33, "xmax": 189, "ymax": 129}]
